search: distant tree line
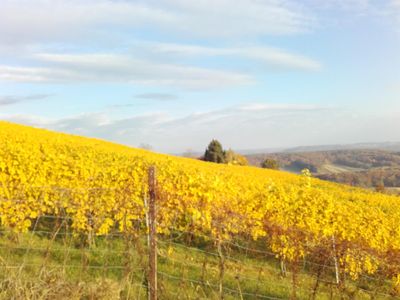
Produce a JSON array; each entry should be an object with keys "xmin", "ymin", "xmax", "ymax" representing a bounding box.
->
[
  {"xmin": 261, "ymin": 158, "xmax": 280, "ymax": 170},
  {"xmin": 202, "ymin": 139, "xmax": 281, "ymax": 169},
  {"xmin": 246, "ymin": 149, "xmax": 400, "ymax": 173},
  {"xmin": 317, "ymin": 168, "xmax": 400, "ymax": 188}
]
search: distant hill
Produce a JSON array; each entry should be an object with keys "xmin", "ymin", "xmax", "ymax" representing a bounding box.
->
[
  {"xmin": 282, "ymin": 142, "xmax": 400, "ymax": 153},
  {"xmin": 246, "ymin": 148, "xmax": 400, "ymax": 190},
  {"xmin": 178, "ymin": 142, "xmax": 400, "ymax": 190},
  {"xmin": 177, "ymin": 141, "xmax": 400, "ymax": 157},
  {"xmin": 318, "ymin": 167, "xmax": 400, "ymax": 189}
]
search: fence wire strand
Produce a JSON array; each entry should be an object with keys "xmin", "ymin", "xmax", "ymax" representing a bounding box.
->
[{"xmin": 0, "ymin": 188, "xmax": 399, "ymax": 300}]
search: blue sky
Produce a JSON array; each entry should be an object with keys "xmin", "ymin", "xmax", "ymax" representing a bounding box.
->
[{"xmin": 0, "ymin": 0, "xmax": 399, "ymax": 153}]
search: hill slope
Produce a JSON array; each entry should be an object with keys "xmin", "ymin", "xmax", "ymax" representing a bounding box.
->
[
  {"xmin": 1, "ymin": 121, "xmax": 400, "ymax": 298},
  {"xmin": 246, "ymin": 149, "xmax": 400, "ymax": 190}
]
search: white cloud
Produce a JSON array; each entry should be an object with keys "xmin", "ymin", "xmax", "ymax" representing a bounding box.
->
[
  {"xmin": 391, "ymin": 0, "xmax": 400, "ymax": 6},
  {"xmin": 0, "ymin": 0, "xmax": 312, "ymax": 47},
  {"xmin": 150, "ymin": 0, "xmax": 313, "ymax": 37},
  {"xmin": 0, "ymin": 41, "xmax": 322, "ymax": 89},
  {"xmin": 0, "ymin": 53, "xmax": 253, "ymax": 89},
  {"xmin": 146, "ymin": 42, "xmax": 322, "ymax": 71},
  {"xmin": 305, "ymin": 0, "xmax": 371, "ymax": 12},
  {"xmin": 238, "ymin": 103, "xmax": 324, "ymax": 111},
  {"xmin": 391, "ymin": 0, "xmax": 400, "ymax": 19},
  {"xmin": 302, "ymin": 0, "xmax": 400, "ymax": 27},
  {"xmin": 3, "ymin": 103, "xmax": 400, "ymax": 153},
  {"xmin": 134, "ymin": 93, "xmax": 178, "ymax": 101},
  {"xmin": 1, "ymin": 103, "xmax": 370, "ymax": 153},
  {"xmin": 0, "ymin": 1, "xmax": 321, "ymax": 90},
  {"xmin": 0, "ymin": 94, "xmax": 51, "ymax": 106},
  {"xmin": 0, "ymin": 0, "xmax": 174, "ymax": 45}
]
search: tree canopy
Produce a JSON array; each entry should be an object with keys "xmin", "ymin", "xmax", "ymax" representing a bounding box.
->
[
  {"xmin": 225, "ymin": 149, "xmax": 248, "ymax": 166},
  {"xmin": 261, "ymin": 158, "xmax": 280, "ymax": 170},
  {"xmin": 204, "ymin": 139, "xmax": 225, "ymax": 163}
]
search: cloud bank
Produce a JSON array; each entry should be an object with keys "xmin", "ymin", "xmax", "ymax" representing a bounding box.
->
[
  {"xmin": 0, "ymin": 53, "xmax": 254, "ymax": 89},
  {"xmin": 3, "ymin": 104, "xmax": 399, "ymax": 153},
  {"xmin": 0, "ymin": 94, "xmax": 51, "ymax": 106},
  {"xmin": 0, "ymin": 0, "xmax": 312, "ymax": 46}
]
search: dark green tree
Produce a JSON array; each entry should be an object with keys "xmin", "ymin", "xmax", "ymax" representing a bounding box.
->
[
  {"xmin": 204, "ymin": 139, "xmax": 225, "ymax": 163},
  {"xmin": 261, "ymin": 158, "xmax": 280, "ymax": 170}
]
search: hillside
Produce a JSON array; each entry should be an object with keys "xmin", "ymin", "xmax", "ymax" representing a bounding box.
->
[
  {"xmin": 1, "ymin": 121, "xmax": 400, "ymax": 299},
  {"xmin": 246, "ymin": 149, "xmax": 400, "ymax": 190},
  {"xmin": 282, "ymin": 142, "xmax": 400, "ymax": 153},
  {"xmin": 318, "ymin": 167, "xmax": 400, "ymax": 189}
]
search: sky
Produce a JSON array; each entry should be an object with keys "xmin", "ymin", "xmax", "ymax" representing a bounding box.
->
[{"xmin": 0, "ymin": 0, "xmax": 399, "ymax": 153}]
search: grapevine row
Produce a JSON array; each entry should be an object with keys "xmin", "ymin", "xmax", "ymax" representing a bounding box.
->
[{"xmin": 0, "ymin": 121, "xmax": 399, "ymax": 292}]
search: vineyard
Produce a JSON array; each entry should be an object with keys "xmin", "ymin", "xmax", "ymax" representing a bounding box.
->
[{"xmin": 1, "ymin": 121, "xmax": 400, "ymax": 299}]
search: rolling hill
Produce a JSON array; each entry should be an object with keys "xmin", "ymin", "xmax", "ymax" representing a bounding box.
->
[
  {"xmin": 246, "ymin": 149, "xmax": 400, "ymax": 191},
  {"xmin": 1, "ymin": 121, "xmax": 400, "ymax": 299}
]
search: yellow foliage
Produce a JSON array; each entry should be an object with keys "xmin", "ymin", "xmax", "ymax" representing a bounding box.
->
[{"xmin": 0, "ymin": 121, "xmax": 400, "ymax": 283}]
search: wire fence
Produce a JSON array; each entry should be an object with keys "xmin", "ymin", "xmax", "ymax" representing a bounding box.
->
[
  {"xmin": 0, "ymin": 168, "xmax": 399, "ymax": 299},
  {"xmin": 0, "ymin": 215, "xmax": 398, "ymax": 299}
]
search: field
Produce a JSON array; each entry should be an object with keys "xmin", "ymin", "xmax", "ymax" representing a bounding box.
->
[
  {"xmin": 1, "ymin": 121, "xmax": 400, "ymax": 299},
  {"xmin": 0, "ymin": 228, "xmax": 396, "ymax": 299},
  {"xmin": 317, "ymin": 164, "xmax": 363, "ymax": 175}
]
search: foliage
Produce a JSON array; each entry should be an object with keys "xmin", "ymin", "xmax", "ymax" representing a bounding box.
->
[
  {"xmin": 261, "ymin": 158, "xmax": 279, "ymax": 170},
  {"xmin": 224, "ymin": 149, "xmax": 248, "ymax": 166},
  {"xmin": 248, "ymin": 149, "xmax": 400, "ymax": 172},
  {"xmin": 319, "ymin": 168, "xmax": 400, "ymax": 188},
  {"xmin": 0, "ymin": 231, "xmax": 392, "ymax": 299},
  {"xmin": 0, "ymin": 121, "xmax": 400, "ymax": 293},
  {"xmin": 247, "ymin": 149, "xmax": 400, "ymax": 188},
  {"xmin": 204, "ymin": 139, "xmax": 225, "ymax": 163},
  {"xmin": 375, "ymin": 181, "xmax": 386, "ymax": 193}
]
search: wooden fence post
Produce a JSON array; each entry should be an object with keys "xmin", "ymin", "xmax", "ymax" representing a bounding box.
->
[
  {"xmin": 148, "ymin": 166, "xmax": 157, "ymax": 300},
  {"xmin": 332, "ymin": 235, "xmax": 340, "ymax": 285},
  {"xmin": 217, "ymin": 239, "xmax": 225, "ymax": 300}
]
